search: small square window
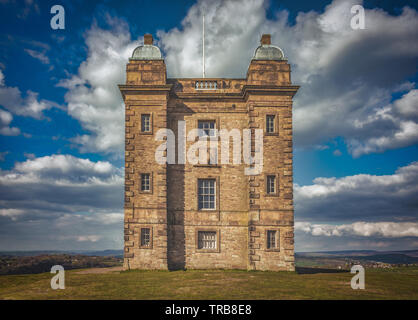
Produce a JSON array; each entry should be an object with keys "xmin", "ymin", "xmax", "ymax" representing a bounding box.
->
[
  {"xmin": 140, "ymin": 228, "xmax": 151, "ymax": 247},
  {"xmin": 198, "ymin": 231, "xmax": 217, "ymax": 249},
  {"xmin": 267, "ymin": 230, "xmax": 277, "ymax": 249},
  {"xmin": 266, "ymin": 175, "xmax": 276, "ymax": 194},
  {"xmin": 198, "ymin": 179, "xmax": 216, "ymax": 210},
  {"xmin": 141, "ymin": 173, "xmax": 151, "ymax": 191},
  {"xmin": 198, "ymin": 120, "xmax": 216, "ymax": 137},
  {"xmin": 141, "ymin": 114, "xmax": 151, "ymax": 132},
  {"xmin": 266, "ymin": 115, "xmax": 275, "ymax": 133}
]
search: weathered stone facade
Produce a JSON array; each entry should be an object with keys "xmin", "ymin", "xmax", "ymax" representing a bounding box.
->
[{"xmin": 119, "ymin": 34, "xmax": 298, "ymax": 271}]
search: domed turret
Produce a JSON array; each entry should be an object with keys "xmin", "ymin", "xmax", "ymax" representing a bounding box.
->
[
  {"xmin": 253, "ymin": 34, "xmax": 285, "ymax": 61},
  {"xmin": 131, "ymin": 34, "xmax": 163, "ymax": 60}
]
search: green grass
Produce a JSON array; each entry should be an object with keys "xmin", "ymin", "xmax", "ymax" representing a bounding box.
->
[{"xmin": 0, "ymin": 267, "xmax": 417, "ymax": 300}]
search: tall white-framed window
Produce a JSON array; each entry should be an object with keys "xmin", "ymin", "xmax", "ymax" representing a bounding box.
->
[
  {"xmin": 266, "ymin": 175, "xmax": 276, "ymax": 194},
  {"xmin": 140, "ymin": 228, "xmax": 151, "ymax": 247},
  {"xmin": 141, "ymin": 114, "xmax": 151, "ymax": 132},
  {"xmin": 198, "ymin": 179, "xmax": 216, "ymax": 210},
  {"xmin": 266, "ymin": 115, "xmax": 275, "ymax": 133},
  {"xmin": 267, "ymin": 230, "xmax": 277, "ymax": 249}
]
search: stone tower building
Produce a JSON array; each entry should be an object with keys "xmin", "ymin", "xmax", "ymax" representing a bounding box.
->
[{"xmin": 119, "ymin": 33, "xmax": 298, "ymax": 271}]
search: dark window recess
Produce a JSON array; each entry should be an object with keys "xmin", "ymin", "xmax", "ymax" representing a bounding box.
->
[
  {"xmin": 198, "ymin": 231, "xmax": 217, "ymax": 249},
  {"xmin": 198, "ymin": 120, "xmax": 216, "ymax": 137},
  {"xmin": 267, "ymin": 230, "xmax": 277, "ymax": 249},
  {"xmin": 266, "ymin": 115, "xmax": 275, "ymax": 133},
  {"xmin": 267, "ymin": 175, "xmax": 276, "ymax": 194},
  {"xmin": 141, "ymin": 228, "xmax": 151, "ymax": 247},
  {"xmin": 141, "ymin": 114, "xmax": 151, "ymax": 132},
  {"xmin": 141, "ymin": 173, "xmax": 150, "ymax": 191}
]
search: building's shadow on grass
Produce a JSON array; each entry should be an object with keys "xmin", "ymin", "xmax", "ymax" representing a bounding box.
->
[{"xmin": 296, "ymin": 267, "xmax": 349, "ymax": 274}]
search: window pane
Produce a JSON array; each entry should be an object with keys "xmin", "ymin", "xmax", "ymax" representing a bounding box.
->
[
  {"xmin": 198, "ymin": 231, "xmax": 217, "ymax": 249},
  {"xmin": 209, "ymin": 195, "xmax": 215, "ymax": 208},
  {"xmin": 141, "ymin": 173, "xmax": 150, "ymax": 191},
  {"xmin": 198, "ymin": 120, "xmax": 216, "ymax": 136},
  {"xmin": 267, "ymin": 230, "xmax": 276, "ymax": 249},
  {"xmin": 141, "ymin": 228, "xmax": 150, "ymax": 246},
  {"xmin": 141, "ymin": 114, "xmax": 150, "ymax": 132},
  {"xmin": 198, "ymin": 179, "xmax": 216, "ymax": 209},
  {"xmin": 266, "ymin": 115, "xmax": 275, "ymax": 133},
  {"xmin": 267, "ymin": 175, "xmax": 276, "ymax": 194}
]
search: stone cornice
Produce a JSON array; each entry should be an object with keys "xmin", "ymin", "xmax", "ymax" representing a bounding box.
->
[
  {"xmin": 242, "ymin": 85, "xmax": 300, "ymax": 99},
  {"xmin": 172, "ymin": 84, "xmax": 300, "ymax": 101},
  {"xmin": 118, "ymin": 84, "xmax": 173, "ymax": 100},
  {"xmin": 119, "ymin": 83, "xmax": 299, "ymax": 101}
]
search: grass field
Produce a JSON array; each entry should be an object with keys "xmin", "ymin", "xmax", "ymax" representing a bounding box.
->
[{"xmin": 0, "ymin": 266, "xmax": 417, "ymax": 300}]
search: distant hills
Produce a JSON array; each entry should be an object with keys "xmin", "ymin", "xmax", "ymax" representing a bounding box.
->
[
  {"xmin": 1, "ymin": 249, "xmax": 417, "ymax": 262},
  {"xmin": 347, "ymin": 254, "xmax": 418, "ymax": 264},
  {"xmin": 297, "ymin": 249, "xmax": 418, "ymax": 257},
  {"xmin": 1, "ymin": 249, "xmax": 417, "ymax": 274},
  {"xmin": 0, "ymin": 253, "xmax": 123, "ymax": 275},
  {"xmin": 0, "ymin": 249, "xmax": 124, "ymax": 258},
  {"xmin": 295, "ymin": 249, "xmax": 418, "ymax": 267}
]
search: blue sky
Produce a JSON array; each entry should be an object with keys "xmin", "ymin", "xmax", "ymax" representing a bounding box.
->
[{"xmin": 0, "ymin": 0, "xmax": 417, "ymax": 251}]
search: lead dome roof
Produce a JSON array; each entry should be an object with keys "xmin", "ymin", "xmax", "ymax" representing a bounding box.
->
[
  {"xmin": 253, "ymin": 44, "xmax": 285, "ymax": 60},
  {"xmin": 131, "ymin": 45, "xmax": 163, "ymax": 60},
  {"xmin": 130, "ymin": 34, "xmax": 163, "ymax": 60}
]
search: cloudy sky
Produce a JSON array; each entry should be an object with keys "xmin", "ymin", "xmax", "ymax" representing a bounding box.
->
[{"xmin": 0, "ymin": 0, "xmax": 417, "ymax": 252}]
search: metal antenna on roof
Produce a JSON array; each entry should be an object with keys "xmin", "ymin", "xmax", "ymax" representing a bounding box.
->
[{"xmin": 202, "ymin": 13, "xmax": 205, "ymax": 78}]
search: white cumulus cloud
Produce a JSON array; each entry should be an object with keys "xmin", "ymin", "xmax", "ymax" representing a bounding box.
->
[
  {"xmin": 159, "ymin": 0, "xmax": 418, "ymax": 156},
  {"xmin": 0, "ymin": 69, "xmax": 59, "ymax": 120},
  {"xmin": 0, "ymin": 108, "xmax": 20, "ymax": 136},
  {"xmin": 294, "ymin": 161, "xmax": 418, "ymax": 221},
  {"xmin": 57, "ymin": 0, "xmax": 418, "ymax": 157},
  {"xmin": 0, "ymin": 154, "xmax": 124, "ymax": 250},
  {"xmin": 295, "ymin": 221, "xmax": 418, "ymax": 237},
  {"xmin": 58, "ymin": 15, "xmax": 138, "ymax": 155}
]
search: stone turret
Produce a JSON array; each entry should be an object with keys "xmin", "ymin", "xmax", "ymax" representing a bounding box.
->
[
  {"xmin": 247, "ymin": 34, "xmax": 291, "ymax": 86},
  {"xmin": 125, "ymin": 34, "xmax": 167, "ymax": 86},
  {"xmin": 119, "ymin": 34, "xmax": 171, "ymax": 270}
]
